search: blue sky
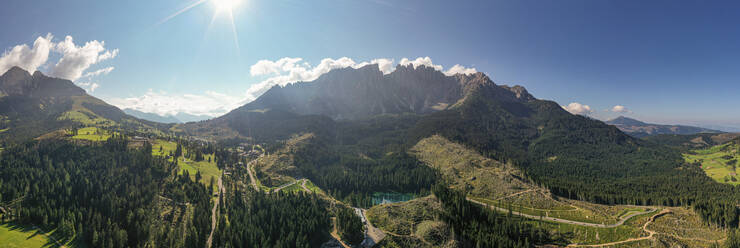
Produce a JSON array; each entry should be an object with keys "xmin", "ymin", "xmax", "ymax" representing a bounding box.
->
[{"xmin": 1, "ymin": 0, "xmax": 740, "ymax": 128}]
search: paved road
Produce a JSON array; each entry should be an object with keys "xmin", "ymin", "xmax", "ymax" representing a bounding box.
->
[
  {"xmin": 352, "ymin": 208, "xmax": 385, "ymax": 247},
  {"xmin": 272, "ymin": 179, "xmax": 301, "ymax": 193},
  {"xmin": 468, "ymin": 197, "xmax": 656, "ymax": 228}
]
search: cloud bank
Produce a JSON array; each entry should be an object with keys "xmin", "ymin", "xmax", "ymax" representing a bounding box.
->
[
  {"xmin": 562, "ymin": 102, "xmax": 593, "ymax": 115},
  {"xmin": 0, "ymin": 34, "xmax": 117, "ymax": 92},
  {"xmin": 114, "ymin": 56, "xmax": 478, "ymax": 117},
  {"xmin": 108, "ymin": 90, "xmax": 245, "ymax": 117}
]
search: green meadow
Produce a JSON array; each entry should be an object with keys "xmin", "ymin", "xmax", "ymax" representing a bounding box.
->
[{"xmin": 684, "ymin": 141, "xmax": 740, "ymax": 185}]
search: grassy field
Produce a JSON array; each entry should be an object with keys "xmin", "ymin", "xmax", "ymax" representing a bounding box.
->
[
  {"xmin": 684, "ymin": 141, "xmax": 740, "ymax": 185},
  {"xmin": 71, "ymin": 127, "xmax": 111, "ymax": 141},
  {"xmin": 303, "ymin": 180, "xmax": 325, "ymax": 194},
  {"xmin": 410, "ymin": 135, "xmax": 535, "ymax": 200},
  {"xmin": 152, "ymin": 139, "xmax": 178, "ymax": 159},
  {"xmin": 0, "ymin": 223, "xmax": 60, "ymax": 248},
  {"xmin": 151, "ymin": 139, "xmax": 221, "ymax": 186},
  {"xmin": 368, "ymin": 196, "xmax": 453, "ymax": 247},
  {"xmin": 178, "ymin": 154, "xmax": 220, "ymax": 185},
  {"xmin": 533, "ymin": 211, "xmax": 652, "ymax": 245},
  {"xmin": 471, "ymin": 195, "xmax": 625, "ymax": 225},
  {"xmin": 57, "ymin": 96, "xmax": 116, "ymax": 127}
]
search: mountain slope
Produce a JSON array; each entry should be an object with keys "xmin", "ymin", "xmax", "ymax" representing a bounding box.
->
[
  {"xmin": 180, "ymin": 64, "xmax": 738, "ymax": 207},
  {"xmin": 606, "ymin": 116, "xmax": 720, "ymax": 137},
  {"xmin": 179, "ymin": 64, "xmax": 533, "ymax": 141},
  {"xmin": 0, "ymin": 66, "xmax": 165, "ymax": 142}
]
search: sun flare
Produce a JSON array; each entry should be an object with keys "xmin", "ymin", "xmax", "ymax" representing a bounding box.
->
[{"xmin": 213, "ymin": 0, "xmax": 240, "ymax": 12}]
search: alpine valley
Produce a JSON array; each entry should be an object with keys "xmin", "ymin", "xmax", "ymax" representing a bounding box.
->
[{"xmin": 1, "ymin": 64, "xmax": 739, "ymax": 248}]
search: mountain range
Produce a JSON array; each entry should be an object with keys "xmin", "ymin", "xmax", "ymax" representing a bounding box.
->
[
  {"xmin": 606, "ymin": 116, "xmax": 721, "ymax": 137},
  {"xmin": 2, "ymin": 62, "xmax": 739, "ymax": 247},
  {"xmin": 0, "ymin": 63, "xmax": 729, "ymax": 204},
  {"xmin": 168, "ymin": 63, "xmax": 712, "ymax": 206}
]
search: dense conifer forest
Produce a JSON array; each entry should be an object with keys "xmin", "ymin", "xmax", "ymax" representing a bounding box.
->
[
  {"xmin": 212, "ymin": 189, "xmax": 331, "ymax": 248},
  {"xmin": 0, "ymin": 136, "xmax": 211, "ymax": 248}
]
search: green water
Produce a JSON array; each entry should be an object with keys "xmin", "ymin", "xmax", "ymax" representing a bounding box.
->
[{"xmin": 371, "ymin": 192, "xmax": 416, "ymax": 205}]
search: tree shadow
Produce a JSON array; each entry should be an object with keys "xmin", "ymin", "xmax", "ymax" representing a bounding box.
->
[{"xmin": 1, "ymin": 222, "xmax": 67, "ymax": 247}]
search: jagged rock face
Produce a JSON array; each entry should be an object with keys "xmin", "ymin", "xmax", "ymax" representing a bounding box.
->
[
  {"xmin": 0, "ymin": 66, "xmax": 85, "ymax": 98},
  {"xmin": 228, "ymin": 64, "xmax": 533, "ymax": 120}
]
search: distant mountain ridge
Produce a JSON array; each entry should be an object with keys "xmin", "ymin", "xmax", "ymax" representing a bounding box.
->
[
  {"xmin": 123, "ymin": 108, "xmax": 181, "ymax": 123},
  {"xmin": 606, "ymin": 116, "xmax": 721, "ymax": 137},
  {"xmin": 123, "ymin": 109, "xmax": 212, "ymax": 123}
]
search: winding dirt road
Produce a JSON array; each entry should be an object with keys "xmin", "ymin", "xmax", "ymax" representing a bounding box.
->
[
  {"xmin": 468, "ymin": 197, "xmax": 656, "ymax": 228},
  {"xmin": 206, "ymin": 174, "xmax": 224, "ymax": 248},
  {"xmin": 246, "ymin": 160, "xmax": 258, "ymax": 191},
  {"xmin": 272, "ymin": 179, "xmax": 301, "ymax": 193},
  {"xmin": 566, "ymin": 209, "xmax": 671, "ymax": 247}
]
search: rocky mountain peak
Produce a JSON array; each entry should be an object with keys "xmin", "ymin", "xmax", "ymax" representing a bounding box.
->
[
  {"xmin": 501, "ymin": 85, "xmax": 534, "ymax": 101},
  {"xmin": 0, "ymin": 67, "xmax": 85, "ymax": 97}
]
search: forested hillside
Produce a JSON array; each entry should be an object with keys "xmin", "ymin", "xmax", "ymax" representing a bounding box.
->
[{"xmin": 0, "ymin": 137, "xmax": 211, "ymax": 247}]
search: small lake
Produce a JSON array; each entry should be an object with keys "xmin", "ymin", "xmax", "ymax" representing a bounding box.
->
[{"xmin": 371, "ymin": 192, "xmax": 416, "ymax": 205}]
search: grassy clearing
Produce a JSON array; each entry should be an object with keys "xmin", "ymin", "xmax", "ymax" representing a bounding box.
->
[
  {"xmin": 534, "ymin": 211, "xmax": 652, "ymax": 245},
  {"xmin": 304, "ymin": 180, "xmax": 323, "ymax": 194},
  {"xmin": 152, "ymin": 139, "xmax": 177, "ymax": 159},
  {"xmin": 0, "ymin": 223, "xmax": 65, "ymax": 248},
  {"xmin": 411, "ymin": 135, "xmax": 534, "ymax": 199},
  {"xmin": 684, "ymin": 141, "xmax": 740, "ymax": 185},
  {"xmin": 280, "ymin": 182, "xmax": 304, "ymax": 194},
  {"xmin": 151, "ymin": 139, "xmax": 221, "ymax": 185},
  {"xmin": 649, "ymin": 207, "xmax": 726, "ymax": 244},
  {"xmin": 472, "ymin": 196, "xmax": 619, "ymax": 225},
  {"xmin": 368, "ymin": 196, "xmax": 443, "ymax": 236},
  {"xmin": 57, "ymin": 96, "xmax": 116, "ymax": 127},
  {"xmin": 71, "ymin": 127, "xmax": 111, "ymax": 141},
  {"xmin": 178, "ymin": 154, "xmax": 220, "ymax": 185}
]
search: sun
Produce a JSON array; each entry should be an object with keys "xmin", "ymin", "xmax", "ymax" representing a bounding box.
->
[
  {"xmin": 213, "ymin": 0, "xmax": 241, "ymax": 12},
  {"xmin": 157, "ymin": 0, "xmax": 244, "ymax": 52}
]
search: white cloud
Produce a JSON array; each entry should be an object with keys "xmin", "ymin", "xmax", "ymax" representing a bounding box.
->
[
  {"xmin": 610, "ymin": 105, "xmax": 631, "ymax": 113},
  {"xmin": 356, "ymin": 58, "xmax": 395, "ymax": 74},
  {"xmin": 0, "ymin": 34, "xmax": 117, "ymax": 92},
  {"xmin": 0, "ymin": 34, "xmax": 54, "ymax": 75},
  {"xmin": 245, "ymin": 56, "xmax": 477, "ymax": 102},
  {"xmin": 51, "ymin": 36, "xmax": 118, "ymax": 81},
  {"xmin": 399, "ymin": 56, "xmax": 444, "ymax": 71},
  {"xmin": 444, "ymin": 64, "xmax": 477, "ymax": 76},
  {"xmin": 245, "ymin": 57, "xmax": 397, "ymax": 102},
  {"xmin": 562, "ymin": 102, "xmax": 593, "ymax": 115},
  {"xmin": 76, "ymin": 81, "xmax": 100, "ymax": 92},
  {"xmin": 108, "ymin": 90, "xmax": 245, "ymax": 117},
  {"xmin": 115, "ymin": 56, "xmax": 478, "ymax": 118},
  {"xmin": 398, "ymin": 57, "xmax": 476, "ymax": 76},
  {"xmin": 82, "ymin": 66, "xmax": 115, "ymax": 78}
]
